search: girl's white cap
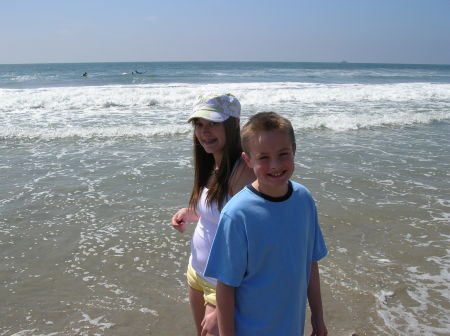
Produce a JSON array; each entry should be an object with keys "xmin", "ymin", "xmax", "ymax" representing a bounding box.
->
[{"xmin": 188, "ymin": 93, "xmax": 241, "ymax": 122}]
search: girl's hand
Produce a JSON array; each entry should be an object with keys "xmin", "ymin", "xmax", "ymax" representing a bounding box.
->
[
  {"xmin": 201, "ymin": 306, "xmax": 219, "ymax": 336},
  {"xmin": 171, "ymin": 209, "xmax": 187, "ymax": 232},
  {"xmin": 171, "ymin": 208, "xmax": 198, "ymax": 233}
]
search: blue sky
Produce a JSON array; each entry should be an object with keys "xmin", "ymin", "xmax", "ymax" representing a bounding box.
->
[{"xmin": 1, "ymin": 0, "xmax": 449, "ymax": 64}]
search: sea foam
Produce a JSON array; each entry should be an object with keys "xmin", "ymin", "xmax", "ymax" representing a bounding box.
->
[{"xmin": 1, "ymin": 82, "xmax": 449, "ymax": 139}]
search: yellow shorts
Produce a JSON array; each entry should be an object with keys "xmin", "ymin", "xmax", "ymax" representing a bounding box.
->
[{"xmin": 187, "ymin": 259, "xmax": 217, "ymax": 307}]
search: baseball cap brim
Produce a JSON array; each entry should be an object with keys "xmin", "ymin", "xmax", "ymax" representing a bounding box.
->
[{"xmin": 187, "ymin": 109, "xmax": 229, "ymax": 123}]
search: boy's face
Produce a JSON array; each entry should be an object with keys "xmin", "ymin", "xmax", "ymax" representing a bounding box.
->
[{"xmin": 242, "ymin": 129, "xmax": 295, "ymax": 198}]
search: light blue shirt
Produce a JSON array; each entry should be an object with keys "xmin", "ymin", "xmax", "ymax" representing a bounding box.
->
[{"xmin": 204, "ymin": 181, "xmax": 327, "ymax": 336}]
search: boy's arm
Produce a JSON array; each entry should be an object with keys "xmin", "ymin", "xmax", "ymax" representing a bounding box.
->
[
  {"xmin": 307, "ymin": 262, "xmax": 328, "ymax": 336},
  {"xmin": 216, "ymin": 281, "xmax": 236, "ymax": 336}
]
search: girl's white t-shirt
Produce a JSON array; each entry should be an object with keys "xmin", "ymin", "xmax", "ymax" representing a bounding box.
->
[{"xmin": 190, "ymin": 187, "xmax": 222, "ymax": 285}]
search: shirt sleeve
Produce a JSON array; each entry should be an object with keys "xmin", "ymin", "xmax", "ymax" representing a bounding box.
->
[{"xmin": 204, "ymin": 212, "xmax": 248, "ymax": 287}]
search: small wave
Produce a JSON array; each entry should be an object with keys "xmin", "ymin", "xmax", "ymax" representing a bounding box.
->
[
  {"xmin": 102, "ymin": 102, "xmax": 126, "ymax": 108},
  {"xmin": 0, "ymin": 84, "xmax": 198, "ymax": 112},
  {"xmin": 0, "ymin": 125, "xmax": 191, "ymax": 140},
  {"xmin": 30, "ymin": 103, "xmax": 45, "ymax": 109},
  {"xmin": 2, "ymin": 116, "xmax": 446, "ymax": 140},
  {"xmin": 2, "ymin": 82, "xmax": 450, "ymax": 111},
  {"xmin": 290, "ymin": 111, "xmax": 450, "ymax": 132},
  {"xmin": 11, "ymin": 75, "xmax": 39, "ymax": 82}
]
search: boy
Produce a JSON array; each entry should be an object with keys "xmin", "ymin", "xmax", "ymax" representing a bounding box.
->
[{"xmin": 204, "ymin": 112, "xmax": 328, "ymax": 336}]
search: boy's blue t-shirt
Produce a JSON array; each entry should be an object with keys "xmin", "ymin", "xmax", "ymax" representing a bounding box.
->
[{"xmin": 204, "ymin": 181, "xmax": 327, "ymax": 336}]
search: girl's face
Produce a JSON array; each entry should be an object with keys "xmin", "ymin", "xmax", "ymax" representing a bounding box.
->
[{"xmin": 193, "ymin": 118, "xmax": 226, "ymax": 155}]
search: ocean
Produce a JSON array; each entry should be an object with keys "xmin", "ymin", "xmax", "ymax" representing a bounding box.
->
[{"xmin": 1, "ymin": 62, "xmax": 449, "ymax": 335}]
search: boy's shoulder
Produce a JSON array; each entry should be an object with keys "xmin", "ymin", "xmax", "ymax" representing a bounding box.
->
[
  {"xmin": 290, "ymin": 180, "xmax": 312, "ymax": 195},
  {"xmin": 290, "ymin": 180, "xmax": 316, "ymax": 204},
  {"xmin": 290, "ymin": 180, "xmax": 306, "ymax": 191}
]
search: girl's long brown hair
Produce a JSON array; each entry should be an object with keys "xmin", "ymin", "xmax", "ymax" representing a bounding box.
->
[{"xmin": 188, "ymin": 117, "xmax": 242, "ymax": 211}]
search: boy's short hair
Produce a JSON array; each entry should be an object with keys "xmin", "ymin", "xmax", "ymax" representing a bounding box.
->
[{"xmin": 241, "ymin": 112, "xmax": 296, "ymax": 154}]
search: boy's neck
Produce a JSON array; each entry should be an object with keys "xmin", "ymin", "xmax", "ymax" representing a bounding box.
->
[{"xmin": 251, "ymin": 180, "xmax": 290, "ymax": 198}]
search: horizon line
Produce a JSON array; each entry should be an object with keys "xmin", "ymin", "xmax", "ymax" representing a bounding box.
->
[{"xmin": 1, "ymin": 60, "xmax": 450, "ymax": 67}]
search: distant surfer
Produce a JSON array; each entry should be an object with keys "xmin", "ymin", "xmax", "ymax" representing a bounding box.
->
[
  {"xmin": 82, "ymin": 72, "xmax": 88, "ymax": 77},
  {"xmin": 134, "ymin": 70, "xmax": 144, "ymax": 74}
]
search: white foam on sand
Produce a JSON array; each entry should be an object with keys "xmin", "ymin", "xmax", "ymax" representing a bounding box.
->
[
  {"xmin": 374, "ymin": 249, "xmax": 450, "ymax": 335},
  {"xmin": 139, "ymin": 308, "xmax": 159, "ymax": 316},
  {"xmin": 79, "ymin": 313, "xmax": 115, "ymax": 331},
  {"xmin": 10, "ymin": 331, "xmax": 59, "ymax": 336}
]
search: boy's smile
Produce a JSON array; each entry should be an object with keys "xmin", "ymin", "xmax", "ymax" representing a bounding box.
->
[{"xmin": 243, "ymin": 129, "xmax": 295, "ymax": 198}]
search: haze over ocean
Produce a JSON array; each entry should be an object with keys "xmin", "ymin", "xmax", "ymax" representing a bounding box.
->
[{"xmin": 1, "ymin": 62, "xmax": 449, "ymax": 335}]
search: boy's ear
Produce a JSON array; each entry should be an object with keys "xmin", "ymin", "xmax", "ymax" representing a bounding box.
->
[{"xmin": 241, "ymin": 151, "xmax": 253, "ymax": 168}]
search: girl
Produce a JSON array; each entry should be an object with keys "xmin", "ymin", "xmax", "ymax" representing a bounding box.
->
[{"xmin": 171, "ymin": 93, "xmax": 254, "ymax": 336}]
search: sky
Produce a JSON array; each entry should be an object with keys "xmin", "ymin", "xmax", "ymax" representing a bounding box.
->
[{"xmin": 1, "ymin": 0, "xmax": 449, "ymax": 65}]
